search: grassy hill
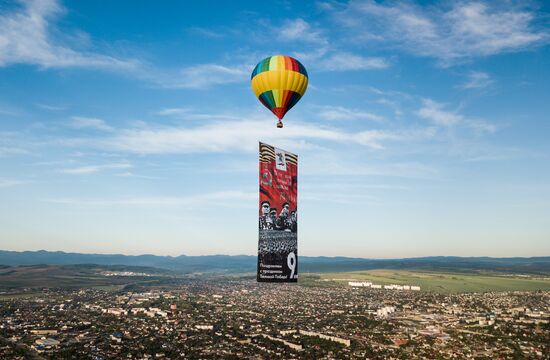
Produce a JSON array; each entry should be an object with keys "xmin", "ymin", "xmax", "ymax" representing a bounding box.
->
[
  {"xmin": 312, "ymin": 269, "xmax": 550, "ymax": 293},
  {"xmin": 0, "ymin": 264, "xmax": 176, "ymax": 291}
]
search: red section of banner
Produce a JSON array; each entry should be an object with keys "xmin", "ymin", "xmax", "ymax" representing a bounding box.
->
[{"xmin": 259, "ymin": 143, "xmax": 297, "ymax": 231}]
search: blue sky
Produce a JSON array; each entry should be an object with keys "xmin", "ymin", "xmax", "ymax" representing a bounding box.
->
[{"xmin": 1, "ymin": 0, "xmax": 549, "ymax": 257}]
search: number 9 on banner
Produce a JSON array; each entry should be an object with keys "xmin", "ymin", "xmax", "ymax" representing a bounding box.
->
[{"xmin": 287, "ymin": 252, "xmax": 297, "ymax": 280}]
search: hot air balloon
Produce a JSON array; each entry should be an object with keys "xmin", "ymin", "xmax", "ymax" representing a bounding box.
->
[{"xmin": 251, "ymin": 55, "xmax": 308, "ymax": 128}]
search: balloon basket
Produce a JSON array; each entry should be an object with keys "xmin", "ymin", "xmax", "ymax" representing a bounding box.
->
[{"xmin": 277, "ymin": 121, "xmax": 283, "ymax": 128}]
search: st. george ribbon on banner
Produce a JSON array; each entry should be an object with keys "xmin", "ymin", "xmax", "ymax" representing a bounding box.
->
[{"xmin": 257, "ymin": 142, "xmax": 298, "ymax": 282}]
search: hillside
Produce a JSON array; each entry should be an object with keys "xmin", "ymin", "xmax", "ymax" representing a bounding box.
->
[{"xmin": 1, "ymin": 250, "xmax": 550, "ymax": 275}]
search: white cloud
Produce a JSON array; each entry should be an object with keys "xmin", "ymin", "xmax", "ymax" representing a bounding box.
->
[
  {"xmin": 0, "ymin": 131, "xmax": 31, "ymax": 157},
  {"xmin": 294, "ymin": 49, "xmax": 388, "ymax": 71},
  {"xmin": 463, "ymin": 146, "xmax": 535, "ymax": 162},
  {"xmin": 62, "ymin": 116, "xmax": 430, "ymax": 154},
  {"xmin": 270, "ymin": 18, "xmax": 388, "ymax": 72},
  {"xmin": 292, "ymin": 47, "xmax": 329, "ymax": 62},
  {"xmin": 332, "ymin": 1, "xmax": 548, "ymax": 64},
  {"xmin": 36, "ymin": 103, "xmax": 67, "ymax": 111},
  {"xmin": 0, "ymin": 0, "xmax": 137, "ymax": 69},
  {"xmin": 59, "ymin": 162, "xmax": 132, "ymax": 175},
  {"xmin": 155, "ymin": 63, "xmax": 249, "ymax": 89},
  {"xmin": 279, "ymin": 18, "xmax": 328, "ymax": 45},
  {"xmin": 351, "ymin": 130, "xmax": 397, "ymax": 149},
  {"xmin": 318, "ymin": 105, "xmax": 384, "ymax": 121},
  {"xmin": 466, "ymin": 119, "xmax": 497, "ymax": 134},
  {"xmin": 319, "ymin": 52, "xmax": 389, "ymax": 71},
  {"xmin": 156, "ymin": 108, "xmax": 241, "ymax": 121},
  {"xmin": 157, "ymin": 108, "xmax": 192, "ymax": 116},
  {"xmin": 0, "ymin": 179, "xmax": 30, "ymax": 188},
  {"xmin": 107, "ymin": 121, "xmax": 348, "ymax": 153},
  {"xmin": 446, "ymin": 3, "xmax": 545, "ymax": 55},
  {"xmin": 418, "ymin": 99, "xmax": 462, "ymax": 126},
  {"xmin": 113, "ymin": 172, "xmax": 160, "ymax": 180},
  {"xmin": 417, "ymin": 98, "xmax": 496, "ymax": 133},
  {"xmin": 460, "ymin": 71, "xmax": 494, "ymax": 89},
  {"xmin": 44, "ymin": 190, "xmax": 255, "ymax": 207},
  {"xmin": 0, "ymin": 146, "xmax": 30, "ymax": 157},
  {"xmin": 70, "ymin": 117, "xmax": 113, "ymax": 131},
  {"xmin": 188, "ymin": 27, "xmax": 227, "ymax": 39},
  {"xmin": 301, "ymin": 151, "xmax": 439, "ymax": 178}
]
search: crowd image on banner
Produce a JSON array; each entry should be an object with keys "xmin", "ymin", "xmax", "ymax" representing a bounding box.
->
[{"xmin": 259, "ymin": 200, "xmax": 297, "ymax": 232}]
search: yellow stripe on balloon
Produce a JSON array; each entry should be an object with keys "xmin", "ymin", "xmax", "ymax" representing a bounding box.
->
[
  {"xmin": 251, "ymin": 71, "xmax": 308, "ymax": 97},
  {"xmin": 271, "ymin": 55, "xmax": 284, "ymax": 71},
  {"xmin": 272, "ymin": 89, "xmax": 280, "ymax": 107}
]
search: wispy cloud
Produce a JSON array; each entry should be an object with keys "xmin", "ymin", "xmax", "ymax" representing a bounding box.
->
[
  {"xmin": 279, "ymin": 18, "xmax": 328, "ymax": 45},
  {"xmin": 294, "ymin": 47, "xmax": 388, "ymax": 71},
  {"xmin": 44, "ymin": 190, "xmax": 255, "ymax": 207},
  {"xmin": 61, "ymin": 117, "xmax": 432, "ymax": 154},
  {"xmin": 156, "ymin": 108, "xmax": 240, "ymax": 121},
  {"xmin": 318, "ymin": 52, "xmax": 389, "ymax": 71},
  {"xmin": 0, "ymin": 0, "xmax": 138, "ymax": 69},
  {"xmin": 36, "ymin": 103, "xmax": 67, "ymax": 111},
  {"xmin": 0, "ymin": 146, "xmax": 30, "ymax": 157},
  {"xmin": 0, "ymin": 131, "xmax": 31, "ymax": 157},
  {"xmin": 59, "ymin": 162, "xmax": 132, "ymax": 175},
  {"xmin": 460, "ymin": 144, "xmax": 544, "ymax": 162},
  {"xmin": 418, "ymin": 99, "xmax": 462, "ymax": 126},
  {"xmin": 302, "ymin": 153, "xmax": 439, "ymax": 178},
  {"xmin": 188, "ymin": 27, "xmax": 227, "ymax": 39},
  {"xmin": 154, "ymin": 63, "xmax": 249, "ymax": 89},
  {"xmin": 157, "ymin": 108, "xmax": 192, "ymax": 116},
  {"xmin": 0, "ymin": 103, "xmax": 22, "ymax": 116},
  {"xmin": 70, "ymin": 117, "xmax": 113, "ymax": 132},
  {"xmin": 113, "ymin": 172, "xmax": 160, "ymax": 180},
  {"xmin": 465, "ymin": 120, "xmax": 498, "ymax": 134},
  {"xmin": 460, "ymin": 71, "xmax": 494, "ymax": 89},
  {"xmin": 0, "ymin": 0, "xmax": 253, "ymax": 90},
  {"xmin": 0, "ymin": 179, "xmax": 30, "ymax": 188},
  {"xmin": 417, "ymin": 98, "xmax": 496, "ymax": 133},
  {"xmin": 318, "ymin": 105, "xmax": 384, "ymax": 121},
  {"xmin": 331, "ymin": 1, "xmax": 549, "ymax": 65},
  {"xmin": 270, "ymin": 18, "xmax": 389, "ymax": 71}
]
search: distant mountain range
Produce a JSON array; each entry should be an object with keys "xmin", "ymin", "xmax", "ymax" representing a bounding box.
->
[{"xmin": 1, "ymin": 250, "xmax": 550, "ymax": 275}]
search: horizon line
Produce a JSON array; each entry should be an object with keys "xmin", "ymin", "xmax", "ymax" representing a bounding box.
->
[{"xmin": 1, "ymin": 249, "xmax": 549, "ymax": 260}]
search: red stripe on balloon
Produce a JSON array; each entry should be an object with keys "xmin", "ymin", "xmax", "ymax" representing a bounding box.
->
[
  {"xmin": 281, "ymin": 90, "xmax": 290, "ymax": 108},
  {"xmin": 291, "ymin": 58, "xmax": 299, "ymax": 72},
  {"xmin": 286, "ymin": 57, "xmax": 293, "ymax": 71}
]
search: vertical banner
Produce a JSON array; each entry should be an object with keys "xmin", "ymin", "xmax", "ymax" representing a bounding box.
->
[{"xmin": 258, "ymin": 142, "xmax": 298, "ymax": 282}]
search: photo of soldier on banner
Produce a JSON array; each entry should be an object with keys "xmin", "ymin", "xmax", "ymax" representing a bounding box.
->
[{"xmin": 257, "ymin": 142, "xmax": 298, "ymax": 282}]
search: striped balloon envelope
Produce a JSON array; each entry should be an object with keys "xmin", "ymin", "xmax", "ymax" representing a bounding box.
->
[{"xmin": 251, "ymin": 55, "xmax": 308, "ymax": 128}]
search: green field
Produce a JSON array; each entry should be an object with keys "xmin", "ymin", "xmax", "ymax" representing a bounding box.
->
[
  {"xmin": 312, "ymin": 269, "xmax": 550, "ymax": 293},
  {"xmin": 0, "ymin": 264, "xmax": 174, "ymax": 291}
]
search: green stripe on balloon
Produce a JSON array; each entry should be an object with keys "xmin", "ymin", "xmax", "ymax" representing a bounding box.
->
[
  {"xmin": 259, "ymin": 91, "xmax": 275, "ymax": 110},
  {"xmin": 262, "ymin": 57, "xmax": 271, "ymax": 73}
]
